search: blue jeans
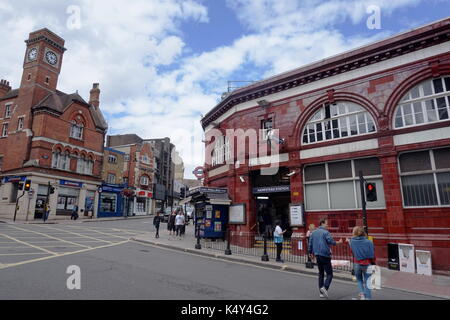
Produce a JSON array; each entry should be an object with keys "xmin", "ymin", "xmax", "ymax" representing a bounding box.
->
[
  {"xmin": 316, "ymin": 255, "xmax": 333, "ymax": 291},
  {"xmin": 354, "ymin": 263, "xmax": 372, "ymax": 299}
]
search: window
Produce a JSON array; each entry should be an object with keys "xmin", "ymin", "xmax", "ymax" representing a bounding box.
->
[
  {"xmin": 107, "ymin": 174, "xmax": 116, "ymax": 184},
  {"xmin": 17, "ymin": 117, "xmax": 24, "ymax": 131},
  {"xmin": 5, "ymin": 104, "xmax": 12, "ymax": 118},
  {"xmin": 141, "ymin": 154, "xmax": 151, "ymax": 164},
  {"xmin": 304, "ymin": 158, "xmax": 385, "ymax": 210},
  {"xmin": 77, "ymin": 156, "xmax": 93, "ymax": 175},
  {"xmin": 262, "ymin": 119, "xmax": 273, "ymax": 140},
  {"xmin": 108, "ymin": 155, "xmax": 117, "ymax": 164},
  {"xmin": 399, "ymin": 148, "xmax": 450, "ymax": 207},
  {"xmin": 2, "ymin": 123, "xmax": 8, "ymax": 137},
  {"xmin": 302, "ymin": 102, "xmax": 376, "ymax": 144},
  {"xmin": 124, "ymin": 154, "xmax": 130, "ymax": 161},
  {"xmin": 100, "ymin": 193, "xmax": 117, "ymax": 213},
  {"xmin": 52, "ymin": 150, "xmax": 69, "ymax": 171},
  {"xmin": 395, "ymin": 77, "xmax": 450, "ymax": 128},
  {"xmin": 140, "ymin": 175, "xmax": 149, "ymax": 186},
  {"xmin": 70, "ymin": 122, "xmax": 84, "ymax": 140},
  {"xmin": 211, "ymin": 136, "xmax": 230, "ymax": 166},
  {"xmin": 123, "ymin": 177, "xmax": 129, "ymax": 186}
]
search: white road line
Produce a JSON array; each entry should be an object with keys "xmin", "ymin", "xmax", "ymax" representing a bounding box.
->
[{"xmin": 34, "ymin": 225, "xmax": 114, "ymax": 244}]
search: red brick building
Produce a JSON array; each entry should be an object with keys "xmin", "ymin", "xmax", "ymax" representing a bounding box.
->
[
  {"xmin": 202, "ymin": 19, "xmax": 450, "ymax": 273},
  {"xmin": 107, "ymin": 135, "xmax": 155, "ymax": 215},
  {"xmin": 0, "ymin": 29, "xmax": 107, "ymax": 220}
]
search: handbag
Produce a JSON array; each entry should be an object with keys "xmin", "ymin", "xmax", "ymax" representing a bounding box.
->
[{"xmin": 367, "ymin": 265, "xmax": 381, "ymax": 290}]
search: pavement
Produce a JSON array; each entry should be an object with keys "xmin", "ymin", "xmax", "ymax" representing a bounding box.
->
[
  {"xmin": 131, "ymin": 222, "xmax": 450, "ymax": 300},
  {"xmin": 2, "ymin": 215, "xmax": 449, "ymax": 299}
]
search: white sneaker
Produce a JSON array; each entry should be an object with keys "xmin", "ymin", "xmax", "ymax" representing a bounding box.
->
[
  {"xmin": 320, "ymin": 287, "xmax": 329, "ymax": 299},
  {"xmin": 319, "ymin": 294, "xmax": 325, "ymax": 298}
]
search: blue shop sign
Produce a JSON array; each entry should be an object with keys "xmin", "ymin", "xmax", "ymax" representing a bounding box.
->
[
  {"xmin": 2, "ymin": 176, "xmax": 27, "ymax": 183},
  {"xmin": 60, "ymin": 180, "xmax": 84, "ymax": 188},
  {"xmin": 101, "ymin": 183, "xmax": 125, "ymax": 193}
]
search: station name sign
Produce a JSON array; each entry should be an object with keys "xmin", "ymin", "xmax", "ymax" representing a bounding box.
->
[
  {"xmin": 188, "ymin": 187, "xmax": 228, "ymax": 196},
  {"xmin": 252, "ymin": 185, "xmax": 290, "ymax": 194}
]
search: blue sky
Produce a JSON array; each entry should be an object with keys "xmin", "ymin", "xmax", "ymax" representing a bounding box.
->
[{"xmin": 0, "ymin": 0, "xmax": 449, "ymax": 178}]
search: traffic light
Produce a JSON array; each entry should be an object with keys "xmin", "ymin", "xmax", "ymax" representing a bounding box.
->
[
  {"xmin": 49, "ymin": 186, "xmax": 55, "ymax": 194},
  {"xmin": 24, "ymin": 180, "xmax": 31, "ymax": 191},
  {"xmin": 180, "ymin": 187, "xmax": 186, "ymax": 199},
  {"xmin": 18, "ymin": 182, "xmax": 24, "ymax": 191},
  {"xmin": 366, "ymin": 182, "xmax": 377, "ymax": 202}
]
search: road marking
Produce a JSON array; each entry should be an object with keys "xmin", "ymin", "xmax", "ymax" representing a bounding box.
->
[
  {"xmin": 34, "ymin": 225, "xmax": 115, "ymax": 244},
  {"xmin": 0, "ymin": 233, "xmax": 57, "ymax": 255},
  {"xmin": 68, "ymin": 227, "xmax": 131, "ymax": 240},
  {"xmin": 0, "ymin": 253, "xmax": 49, "ymax": 256},
  {"xmin": 0, "ymin": 240, "xmax": 129, "ymax": 270},
  {"xmin": 6, "ymin": 225, "xmax": 91, "ymax": 249}
]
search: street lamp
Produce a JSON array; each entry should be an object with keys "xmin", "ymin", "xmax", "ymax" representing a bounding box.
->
[{"xmin": 195, "ymin": 219, "xmax": 201, "ymax": 250}]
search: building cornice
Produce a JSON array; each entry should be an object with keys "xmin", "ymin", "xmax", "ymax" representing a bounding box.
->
[{"xmin": 201, "ymin": 18, "xmax": 450, "ymax": 129}]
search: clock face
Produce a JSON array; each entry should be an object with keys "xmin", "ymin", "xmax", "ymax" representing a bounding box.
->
[
  {"xmin": 28, "ymin": 48, "xmax": 38, "ymax": 61},
  {"xmin": 45, "ymin": 51, "xmax": 58, "ymax": 66}
]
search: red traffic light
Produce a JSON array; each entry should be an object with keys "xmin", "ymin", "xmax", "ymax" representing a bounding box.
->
[
  {"xmin": 366, "ymin": 182, "xmax": 377, "ymax": 202},
  {"xmin": 367, "ymin": 184, "xmax": 374, "ymax": 191}
]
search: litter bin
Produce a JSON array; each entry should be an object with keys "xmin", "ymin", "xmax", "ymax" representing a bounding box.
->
[{"xmin": 388, "ymin": 243, "xmax": 400, "ymax": 270}]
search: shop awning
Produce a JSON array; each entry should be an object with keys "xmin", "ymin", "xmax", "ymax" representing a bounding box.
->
[{"xmin": 179, "ymin": 196, "xmax": 192, "ymax": 205}]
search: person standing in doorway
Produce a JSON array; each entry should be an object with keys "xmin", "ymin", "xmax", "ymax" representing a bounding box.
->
[
  {"xmin": 274, "ymin": 220, "xmax": 286, "ymax": 263},
  {"xmin": 349, "ymin": 226, "xmax": 376, "ymax": 300},
  {"xmin": 308, "ymin": 219, "xmax": 343, "ymax": 299},
  {"xmin": 71, "ymin": 205, "xmax": 79, "ymax": 221},
  {"xmin": 153, "ymin": 211, "xmax": 162, "ymax": 238}
]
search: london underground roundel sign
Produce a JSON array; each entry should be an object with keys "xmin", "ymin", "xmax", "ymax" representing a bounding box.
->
[{"xmin": 193, "ymin": 167, "xmax": 205, "ymax": 179}]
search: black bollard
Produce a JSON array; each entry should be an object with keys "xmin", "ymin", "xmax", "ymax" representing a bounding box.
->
[
  {"xmin": 225, "ymin": 226, "xmax": 232, "ymax": 255},
  {"xmin": 261, "ymin": 232, "xmax": 269, "ymax": 261}
]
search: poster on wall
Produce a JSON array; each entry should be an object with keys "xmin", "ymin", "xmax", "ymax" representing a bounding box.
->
[
  {"xmin": 214, "ymin": 222, "xmax": 222, "ymax": 232},
  {"xmin": 205, "ymin": 220, "xmax": 211, "ymax": 228},
  {"xmin": 289, "ymin": 204, "xmax": 304, "ymax": 227},
  {"xmin": 229, "ymin": 204, "xmax": 246, "ymax": 225},
  {"xmin": 57, "ymin": 197, "xmax": 66, "ymax": 210},
  {"xmin": 398, "ymin": 243, "xmax": 415, "ymax": 273},
  {"xmin": 215, "ymin": 210, "xmax": 221, "ymax": 219},
  {"xmin": 206, "ymin": 210, "xmax": 212, "ymax": 219},
  {"xmin": 416, "ymin": 250, "xmax": 432, "ymax": 276}
]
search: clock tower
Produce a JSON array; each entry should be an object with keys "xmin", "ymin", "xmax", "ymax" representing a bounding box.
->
[
  {"xmin": 2, "ymin": 29, "xmax": 67, "ymax": 172},
  {"xmin": 20, "ymin": 28, "xmax": 66, "ymax": 104}
]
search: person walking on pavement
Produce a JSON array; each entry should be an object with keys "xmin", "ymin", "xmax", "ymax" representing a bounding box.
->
[
  {"xmin": 153, "ymin": 211, "xmax": 162, "ymax": 238},
  {"xmin": 71, "ymin": 205, "xmax": 79, "ymax": 221},
  {"xmin": 308, "ymin": 219, "xmax": 343, "ymax": 299},
  {"xmin": 168, "ymin": 210, "xmax": 176, "ymax": 236},
  {"xmin": 349, "ymin": 226, "xmax": 376, "ymax": 300},
  {"xmin": 175, "ymin": 210, "xmax": 185, "ymax": 238},
  {"xmin": 274, "ymin": 220, "xmax": 286, "ymax": 263}
]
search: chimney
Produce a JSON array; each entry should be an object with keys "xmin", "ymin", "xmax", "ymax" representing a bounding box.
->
[
  {"xmin": 0, "ymin": 79, "xmax": 11, "ymax": 97},
  {"xmin": 89, "ymin": 83, "xmax": 100, "ymax": 108}
]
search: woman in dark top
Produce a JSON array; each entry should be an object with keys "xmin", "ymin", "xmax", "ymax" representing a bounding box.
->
[
  {"xmin": 153, "ymin": 212, "xmax": 162, "ymax": 238},
  {"xmin": 167, "ymin": 211, "xmax": 177, "ymax": 236}
]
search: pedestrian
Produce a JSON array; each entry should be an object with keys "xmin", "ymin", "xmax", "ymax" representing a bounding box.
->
[
  {"xmin": 71, "ymin": 205, "xmax": 79, "ymax": 221},
  {"xmin": 306, "ymin": 223, "xmax": 316, "ymax": 267},
  {"xmin": 167, "ymin": 210, "xmax": 176, "ymax": 236},
  {"xmin": 273, "ymin": 220, "xmax": 286, "ymax": 263},
  {"xmin": 308, "ymin": 219, "xmax": 343, "ymax": 299},
  {"xmin": 153, "ymin": 211, "xmax": 162, "ymax": 238},
  {"xmin": 349, "ymin": 226, "xmax": 376, "ymax": 300},
  {"xmin": 43, "ymin": 203, "xmax": 50, "ymax": 223},
  {"xmin": 262, "ymin": 207, "xmax": 273, "ymax": 238},
  {"xmin": 175, "ymin": 210, "xmax": 185, "ymax": 238}
]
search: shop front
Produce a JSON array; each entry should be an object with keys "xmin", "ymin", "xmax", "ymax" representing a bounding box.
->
[
  {"xmin": 134, "ymin": 189, "xmax": 153, "ymax": 216},
  {"xmin": 56, "ymin": 180, "xmax": 83, "ymax": 216},
  {"xmin": 98, "ymin": 183, "xmax": 124, "ymax": 218}
]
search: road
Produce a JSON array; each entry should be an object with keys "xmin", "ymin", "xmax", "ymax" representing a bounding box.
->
[{"xmin": 0, "ymin": 219, "xmax": 443, "ymax": 300}]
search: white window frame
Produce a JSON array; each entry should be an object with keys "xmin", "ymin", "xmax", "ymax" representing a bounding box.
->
[
  {"xmin": 108, "ymin": 155, "xmax": 117, "ymax": 164},
  {"xmin": 70, "ymin": 122, "xmax": 84, "ymax": 140},
  {"xmin": 107, "ymin": 173, "xmax": 116, "ymax": 184},
  {"xmin": 1, "ymin": 123, "xmax": 8, "ymax": 137},
  {"xmin": 398, "ymin": 148, "xmax": 450, "ymax": 208},
  {"xmin": 52, "ymin": 151, "xmax": 69, "ymax": 171},
  {"xmin": 394, "ymin": 77, "xmax": 450, "ymax": 129},
  {"xmin": 302, "ymin": 102, "xmax": 376, "ymax": 145},
  {"xmin": 140, "ymin": 175, "xmax": 149, "ymax": 186},
  {"xmin": 303, "ymin": 157, "xmax": 386, "ymax": 211},
  {"xmin": 5, "ymin": 103, "xmax": 12, "ymax": 118},
  {"xmin": 17, "ymin": 117, "xmax": 24, "ymax": 131}
]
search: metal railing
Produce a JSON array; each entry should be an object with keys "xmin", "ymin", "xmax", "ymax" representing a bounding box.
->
[{"xmin": 200, "ymin": 232, "xmax": 354, "ymax": 272}]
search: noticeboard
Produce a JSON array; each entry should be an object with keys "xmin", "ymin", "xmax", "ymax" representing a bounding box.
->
[
  {"xmin": 229, "ymin": 203, "xmax": 246, "ymax": 225},
  {"xmin": 289, "ymin": 203, "xmax": 304, "ymax": 227}
]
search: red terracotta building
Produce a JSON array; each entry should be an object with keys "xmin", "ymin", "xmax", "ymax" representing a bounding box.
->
[
  {"xmin": 202, "ymin": 19, "xmax": 450, "ymax": 273},
  {"xmin": 0, "ymin": 28, "xmax": 107, "ymax": 220}
]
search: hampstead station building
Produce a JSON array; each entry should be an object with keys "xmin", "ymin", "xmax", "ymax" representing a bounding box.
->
[{"xmin": 201, "ymin": 19, "xmax": 450, "ymax": 273}]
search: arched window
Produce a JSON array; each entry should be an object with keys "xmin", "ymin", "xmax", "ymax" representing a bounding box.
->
[
  {"xmin": 394, "ymin": 76, "xmax": 450, "ymax": 128},
  {"xmin": 52, "ymin": 149, "xmax": 69, "ymax": 170},
  {"xmin": 70, "ymin": 120, "xmax": 84, "ymax": 140},
  {"xmin": 302, "ymin": 102, "xmax": 376, "ymax": 144}
]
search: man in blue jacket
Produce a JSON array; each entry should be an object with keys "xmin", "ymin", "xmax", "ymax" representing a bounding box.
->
[{"xmin": 308, "ymin": 219, "xmax": 343, "ymax": 299}]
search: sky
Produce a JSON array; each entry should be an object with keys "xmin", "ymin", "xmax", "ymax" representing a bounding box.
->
[{"xmin": 0, "ymin": 0, "xmax": 449, "ymax": 179}]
